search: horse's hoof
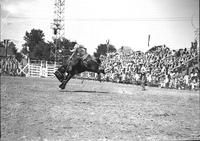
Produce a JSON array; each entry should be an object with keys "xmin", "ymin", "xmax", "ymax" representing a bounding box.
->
[{"xmin": 59, "ymin": 84, "xmax": 65, "ymax": 89}]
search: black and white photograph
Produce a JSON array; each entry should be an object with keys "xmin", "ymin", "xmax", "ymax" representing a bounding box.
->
[{"xmin": 0, "ymin": 0, "xmax": 199, "ymax": 140}]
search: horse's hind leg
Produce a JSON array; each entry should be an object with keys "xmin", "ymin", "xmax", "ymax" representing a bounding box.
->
[{"xmin": 59, "ymin": 73, "xmax": 74, "ymax": 89}]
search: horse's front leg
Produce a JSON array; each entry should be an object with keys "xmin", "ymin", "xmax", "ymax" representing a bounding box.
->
[{"xmin": 59, "ymin": 73, "xmax": 74, "ymax": 89}]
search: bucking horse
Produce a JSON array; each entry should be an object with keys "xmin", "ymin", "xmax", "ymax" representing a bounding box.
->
[{"xmin": 54, "ymin": 44, "xmax": 106, "ymax": 89}]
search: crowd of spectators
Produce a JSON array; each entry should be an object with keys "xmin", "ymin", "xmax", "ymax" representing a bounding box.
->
[
  {"xmin": 0, "ymin": 56, "xmax": 21, "ymax": 76},
  {"xmin": 100, "ymin": 41, "xmax": 199, "ymax": 91}
]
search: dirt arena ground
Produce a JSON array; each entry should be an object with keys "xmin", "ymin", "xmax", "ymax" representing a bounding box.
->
[{"xmin": 1, "ymin": 76, "xmax": 200, "ymax": 141}]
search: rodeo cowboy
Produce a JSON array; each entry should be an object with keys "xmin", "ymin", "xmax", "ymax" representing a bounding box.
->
[{"xmin": 69, "ymin": 44, "xmax": 90, "ymax": 68}]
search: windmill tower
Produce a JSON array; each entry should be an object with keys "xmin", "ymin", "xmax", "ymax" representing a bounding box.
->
[
  {"xmin": 53, "ymin": 0, "xmax": 65, "ymax": 39},
  {"xmin": 51, "ymin": 0, "xmax": 65, "ymax": 61}
]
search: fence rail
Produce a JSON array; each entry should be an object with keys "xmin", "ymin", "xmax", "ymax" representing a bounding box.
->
[
  {"xmin": 27, "ymin": 60, "xmax": 60, "ymax": 77},
  {"xmin": 29, "ymin": 64, "xmax": 41, "ymax": 77}
]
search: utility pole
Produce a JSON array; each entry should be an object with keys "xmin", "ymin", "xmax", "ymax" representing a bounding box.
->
[
  {"xmin": 148, "ymin": 34, "xmax": 150, "ymax": 47},
  {"xmin": 4, "ymin": 39, "xmax": 10, "ymax": 57},
  {"xmin": 106, "ymin": 39, "xmax": 110, "ymax": 56},
  {"xmin": 0, "ymin": 4, "xmax": 1, "ymax": 42}
]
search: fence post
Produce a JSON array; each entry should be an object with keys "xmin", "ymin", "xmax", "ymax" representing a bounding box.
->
[
  {"xmin": 54, "ymin": 61, "xmax": 57, "ymax": 73},
  {"xmin": 45, "ymin": 61, "xmax": 48, "ymax": 77},
  {"xmin": 27, "ymin": 58, "xmax": 30, "ymax": 77},
  {"xmin": 40, "ymin": 60, "xmax": 42, "ymax": 77}
]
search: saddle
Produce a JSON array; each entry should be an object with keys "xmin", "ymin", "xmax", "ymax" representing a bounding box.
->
[{"xmin": 81, "ymin": 54, "xmax": 97, "ymax": 68}]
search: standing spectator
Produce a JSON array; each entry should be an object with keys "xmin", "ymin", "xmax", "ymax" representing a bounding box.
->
[
  {"xmin": 164, "ymin": 74, "xmax": 170, "ymax": 88},
  {"xmin": 140, "ymin": 63, "xmax": 147, "ymax": 90},
  {"xmin": 121, "ymin": 71, "xmax": 126, "ymax": 83},
  {"xmin": 184, "ymin": 69, "xmax": 189, "ymax": 89},
  {"xmin": 147, "ymin": 72, "xmax": 152, "ymax": 86}
]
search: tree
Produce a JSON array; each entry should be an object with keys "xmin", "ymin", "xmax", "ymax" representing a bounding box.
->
[
  {"xmin": 7, "ymin": 41, "xmax": 23, "ymax": 62},
  {"xmin": 15, "ymin": 52, "xmax": 23, "ymax": 62},
  {"xmin": 21, "ymin": 29, "xmax": 78, "ymax": 61},
  {"xmin": 7, "ymin": 41, "xmax": 17, "ymax": 56},
  {"xmin": 9, "ymin": 42, "xmax": 17, "ymax": 55},
  {"xmin": 50, "ymin": 38, "xmax": 77, "ymax": 62},
  {"xmin": 0, "ymin": 41, "xmax": 3, "ymax": 47},
  {"xmin": 22, "ymin": 29, "xmax": 45, "ymax": 58},
  {"xmin": 21, "ymin": 45, "xmax": 29, "ymax": 56},
  {"xmin": 60, "ymin": 38, "xmax": 77, "ymax": 59},
  {"xmin": 94, "ymin": 43, "xmax": 116, "ymax": 57},
  {"xmin": 33, "ymin": 41, "xmax": 51, "ymax": 60}
]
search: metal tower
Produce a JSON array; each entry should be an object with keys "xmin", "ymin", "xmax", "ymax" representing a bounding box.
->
[
  {"xmin": 51, "ymin": 0, "xmax": 65, "ymax": 61},
  {"xmin": 52, "ymin": 0, "xmax": 65, "ymax": 39}
]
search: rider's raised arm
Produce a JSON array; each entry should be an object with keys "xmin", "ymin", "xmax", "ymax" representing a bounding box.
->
[{"xmin": 70, "ymin": 44, "xmax": 79, "ymax": 52}]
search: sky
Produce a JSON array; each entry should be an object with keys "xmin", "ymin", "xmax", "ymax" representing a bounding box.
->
[{"xmin": 0, "ymin": 0, "xmax": 199, "ymax": 54}]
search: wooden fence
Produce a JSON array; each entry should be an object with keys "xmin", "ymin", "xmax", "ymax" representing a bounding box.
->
[
  {"xmin": 27, "ymin": 60, "xmax": 60, "ymax": 77},
  {"xmin": 0, "ymin": 57, "xmax": 98, "ymax": 79},
  {"xmin": 0, "ymin": 57, "xmax": 60, "ymax": 77}
]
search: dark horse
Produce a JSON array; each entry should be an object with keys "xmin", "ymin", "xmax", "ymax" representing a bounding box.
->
[{"xmin": 54, "ymin": 53, "xmax": 105, "ymax": 89}]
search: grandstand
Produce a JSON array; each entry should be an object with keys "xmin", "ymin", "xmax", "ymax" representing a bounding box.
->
[{"xmin": 101, "ymin": 41, "xmax": 199, "ymax": 90}]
